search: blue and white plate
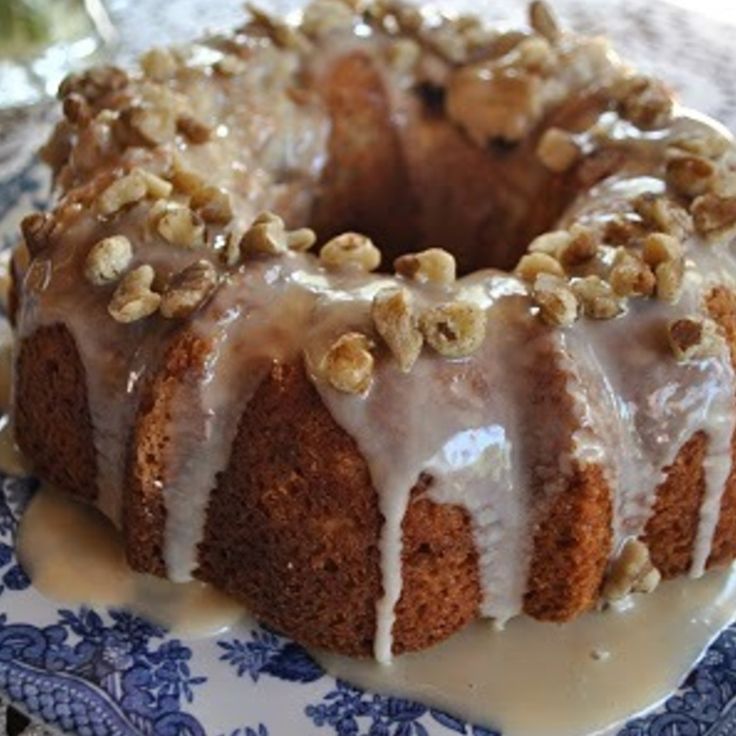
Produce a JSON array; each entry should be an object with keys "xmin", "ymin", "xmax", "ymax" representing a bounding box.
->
[{"xmin": 1, "ymin": 158, "xmax": 736, "ymax": 736}]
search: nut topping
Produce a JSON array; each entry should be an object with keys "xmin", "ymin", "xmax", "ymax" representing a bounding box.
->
[
  {"xmin": 394, "ymin": 248, "xmax": 456, "ymax": 286},
  {"xmin": 558, "ymin": 225, "xmax": 598, "ymax": 267},
  {"xmin": 213, "ymin": 54, "xmax": 248, "ymax": 77},
  {"xmin": 286, "ymin": 228, "xmax": 317, "ymax": 252},
  {"xmin": 140, "ymin": 48, "xmax": 179, "ymax": 81},
  {"xmin": 667, "ymin": 317, "xmax": 722, "ymax": 361},
  {"xmin": 108, "ymin": 265, "xmax": 161, "ymax": 323},
  {"xmin": 691, "ymin": 193, "xmax": 736, "ymax": 240},
  {"xmin": 240, "ymin": 212, "xmax": 288, "ymax": 257},
  {"xmin": 515, "ymin": 251, "xmax": 564, "ymax": 281},
  {"xmin": 21, "ymin": 212, "xmax": 54, "ymax": 256},
  {"xmin": 190, "ymin": 185, "xmax": 233, "ymax": 224},
  {"xmin": 666, "ymin": 154, "xmax": 716, "ymax": 199},
  {"xmin": 528, "ymin": 230, "xmax": 571, "ymax": 256},
  {"xmin": 122, "ymin": 104, "xmax": 178, "ymax": 146},
  {"xmin": 532, "ymin": 273, "xmax": 579, "ymax": 327},
  {"xmin": 157, "ymin": 204, "xmax": 206, "ymax": 248},
  {"xmin": 98, "ymin": 170, "xmax": 148, "ymax": 215},
  {"xmin": 572, "ymin": 275, "xmax": 624, "ymax": 320},
  {"xmin": 320, "ymin": 232, "xmax": 381, "ymax": 272},
  {"xmin": 609, "ymin": 249, "xmax": 655, "ymax": 298},
  {"xmin": 84, "ymin": 235, "xmax": 133, "ymax": 285},
  {"xmin": 611, "ymin": 75, "xmax": 672, "ymax": 130},
  {"xmin": 654, "ymin": 258, "xmax": 684, "ymax": 304},
  {"xmin": 160, "ymin": 260, "xmax": 218, "ymax": 318},
  {"xmin": 420, "ymin": 301, "xmax": 487, "ymax": 358},
  {"xmin": 602, "ymin": 539, "xmax": 660, "ymax": 603},
  {"xmin": 536, "ymin": 127, "xmax": 580, "ymax": 173},
  {"xmin": 642, "ymin": 232, "xmax": 683, "ymax": 267},
  {"xmin": 177, "ymin": 115, "xmax": 212, "ymax": 144},
  {"xmin": 321, "ymin": 332, "xmax": 375, "ymax": 395},
  {"xmin": 372, "ymin": 287, "xmax": 423, "ymax": 372}
]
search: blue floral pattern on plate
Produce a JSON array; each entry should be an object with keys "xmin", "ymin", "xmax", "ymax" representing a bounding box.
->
[{"xmin": 1, "ymin": 157, "xmax": 736, "ymax": 736}]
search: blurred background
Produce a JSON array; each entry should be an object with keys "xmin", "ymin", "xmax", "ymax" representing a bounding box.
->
[{"xmin": 0, "ymin": 0, "xmax": 735, "ymax": 178}]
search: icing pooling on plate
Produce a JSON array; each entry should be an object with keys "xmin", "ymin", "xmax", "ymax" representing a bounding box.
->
[{"xmin": 10, "ymin": 1, "xmax": 736, "ymax": 669}]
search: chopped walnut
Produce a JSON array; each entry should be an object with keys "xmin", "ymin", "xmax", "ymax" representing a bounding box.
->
[
  {"xmin": 558, "ymin": 225, "xmax": 598, "ymax": 267},
  {"xmin": 420, "ymin": 301, "xmax": 487, "ymax": 358},
  {"xmin": 191, "ymin": 185, "xmax": 233, "ymax": 224},
  {"xmin": 528, "ymin": 230, "xmax": 571, "ymax": 256},
  {"xmin": 221, "ymin": 227, "xmax": 245, "ymax": 267},
  {"xmin": 633, "ymin": 193, "xmax": 692, "ymax": 240},
  {"xmin": 139, "ymin": 169, "xmax": 173, "ymax": 199},
  {"xmin": 177, "ymin": 115, "xmax": 212, "ymax": 144},
  {"xmin": 372, "ymin": 287, "xmax": 424, "ymax": 372},
  {"xmin": 515, "ymin": 251, "xmax": 564, "ymax": 281},
  {"xmin": 59, "ymin": 65, "xmax": 128, "ymax": 103},
  {"xmin": 601, "ymin": 539, "xmax": 660, "ymax": 603},
  {"xmin": 394, "ymin": 248, "xmax": 456, "ymax": 286},
  {"xmin": 666, "ymin": 154, "xmax": 716, "ymax": 198},
  {"xmin": 157, "ymin": 204, "xmax": 206, "ymax": 248},
  {"xmin": 529, "ymin": 0, "xmax": 561, "ymax": 42},
  {"xmin": 108, "ymin": 265, "xmax": 161, "ymax": 323},
  {"xmin": 122, "ymin": 104, "xmax": 178, "ymax": 146},
  {"xmin": 611, "ymin": 75, "xmax": 672, "ymax": 130},
  {"xmin": 642, "ymin": 232, "xmax": 683, "ymax": 267},
  {"xmin": 532, "ymin": 273, "xmax": 579, "ymax": 327},
  {"xmin": 320, "ymin": 233, "xmax": 381, "ymax": 272},
  {"xmin": 62, "ymin": 93, "xmax": 92, "ymax": 125},
  {"xmin": 84, "ymin": 235, "xmax": 133, "ymax": 285},
  {"xmin": 516, "ymin": 36, "xmax": 555, "ymax": 74},
  {"xmin": 691, "ymin": 193, "xmax": 736, "ymax": 240},
  {"xmin": 572, "ymin": 275, "xmax": 624, "ymax": 319},
  {"xmin": 213, "ymin": 54, "xmax": 248, "ymax": 77},
  {"xmin": 247, "ymin": 3, "xmax": 310, "ymax": 51},
  {"xmin": 609, "ymin": 249, "xmax": 655, "ymax": 298},
  {"xmin": 161, "ymin": 260, "xmax": 218, "ymax": 318},
  {"xmin": 98, "ymin": 170, "xmax": 148, "ymax": 216},
  {"xmin": 286, "ymin": 228, "xmax": 317, "ymax": 252},
  {"xmin": 537, "ymin": 127, "xmax": 581, "ymax": 173},
  {"xmin": 140, "ymin": 48, "xmax": 179, "ymax": 81},
  {"xmin": 668, "ymin": 317, "xmax": 723, "ymax": 361},
  {"xmin": 169, "ymin": 157, "xmax": 207, "ymax": 195},
  {"xmin": 321, "ymin": 332, "xmax": 375, "ymax": 394},
  {"xmin": 301, "ymin": 0, "xmax": 355, "ymax": 38},
  {"xmin": 603, "ymin": 215, "xmax": 648, "ymax": 246},
  {"xmin": 240, "ymin": 212, "xmax": 288, "ymax": 257},
  {"xmin": 654, "ymin": 258, "xmax": 684, "ymax": 304}
]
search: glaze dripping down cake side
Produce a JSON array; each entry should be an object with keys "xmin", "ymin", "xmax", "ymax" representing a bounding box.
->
[{"xmin": 11, "ymin": 0, "xmax": 736, "ymax": 660}]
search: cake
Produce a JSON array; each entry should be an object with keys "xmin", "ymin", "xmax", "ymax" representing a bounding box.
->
[{"xmin": 11, "ymin": 0, "xmax": 736, "ymax": 661}]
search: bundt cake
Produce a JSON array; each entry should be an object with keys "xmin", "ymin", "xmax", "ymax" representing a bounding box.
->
[{"xmin": 11, "ymin": 0, "xmax": 736, "ymax": 662}]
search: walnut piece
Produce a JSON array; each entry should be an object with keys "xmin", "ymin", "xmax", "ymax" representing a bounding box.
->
[
  {"xmin": 609, "ymin": 249, "xmax": 655, "ymax": 298},
  {"xmin": 532, "ymin": 273, "xmax": 579, "ymax": 327},
  {"xmin": 515, "ymin": 251, "xmax": 564, "ymax": 281},
  {"xmin": 633, "ymin": 192, "xmax": 692, "ymax": 240},
  {"xmin": 558, "ymin": 225, "xmax": 598, "ymax": 267},
  {"xmin": 612, "ymin": 75, "xmax": 672, "ymax": 130},
  {"xmin": 161, "ymin": 260, "xmax": 218, "ymax": 318},
  {"xmin": 108, "ymin": 265, "xmax": 161, "ymax": 323},
  {"xmin": 602, "ymin": 539, "xmax": 660, "ymax": 603},
  {"xmin": 654, "ymin": 258, "xmax": 684, "ymax": 304},
  {"xmin": 666, "ymin": 154, "xmax": 716, "ymax": 198},
  {"xmin": 191, "ymin": 185, "xmax": 233, "ymax": 224},
  {"xmin": 98, "ymin": 170, "xmax": 148, "ymax": 215},
  {"xmin": 420, "ymin": 301, "xmax": 487, "ymax": 358},
  {"xmin": 537, "ymin": 127, "xmax": 580, "ymax": 173},
  {"xmin": 140, "ymin": 48, "xmax": 179, "ymax": 81},
  {"xmin": 691, "ymin": 193, "xmax": 736, "ymax": 240},
  {"xmin": 642, "ymin": 232, "xmax": 683, "ymax": 267},
  {"xmin": 287, "ymin": 228, "xmax": 317, "ymax": 252},
  {"xmin": 122, "ymin": 104, "xmax": 178, "ymax": 146},
  {"xmin": 572, "ymin": 275, "xmax": 624, "ymax": 319},
  {"xmin": 528, "ymin": 230, "xmax": 571, "ymax": 256},
  {"xmin": 213, "ymin": 54, "xmax": 248, "ymax": 77},
  {"xmin": 157, "ymin": 204, "xmax": 206, "ymax": 248},
  {"xmin": 320, "ymin": 232, "xmax": 381, "ymax": 272},
  {"xmin": 394, "ymin": 248, "xmax": 457, "ymax": 286},
  {"xmin": 84, "ymin": 235, "xmax": 133, "ymax": 285},
  {"xmin": 668, "ymin": 317, "xmax": 722, "ymax": 361},
  {"xmin": 372, "ymin": 287, "xmax": 424, "ymax": 372},
  {"xmin": 321, "ymin": 332, "xmax": 375, "ymax": 395},
  {"xmin": 240, "ymin": 212, "xmax": 288, "ymax": 257}
]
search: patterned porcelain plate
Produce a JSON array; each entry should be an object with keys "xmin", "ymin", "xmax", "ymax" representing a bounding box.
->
[{"xmin": 2, "ymin": 0, "xmax": 736, "ymax": 729}]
